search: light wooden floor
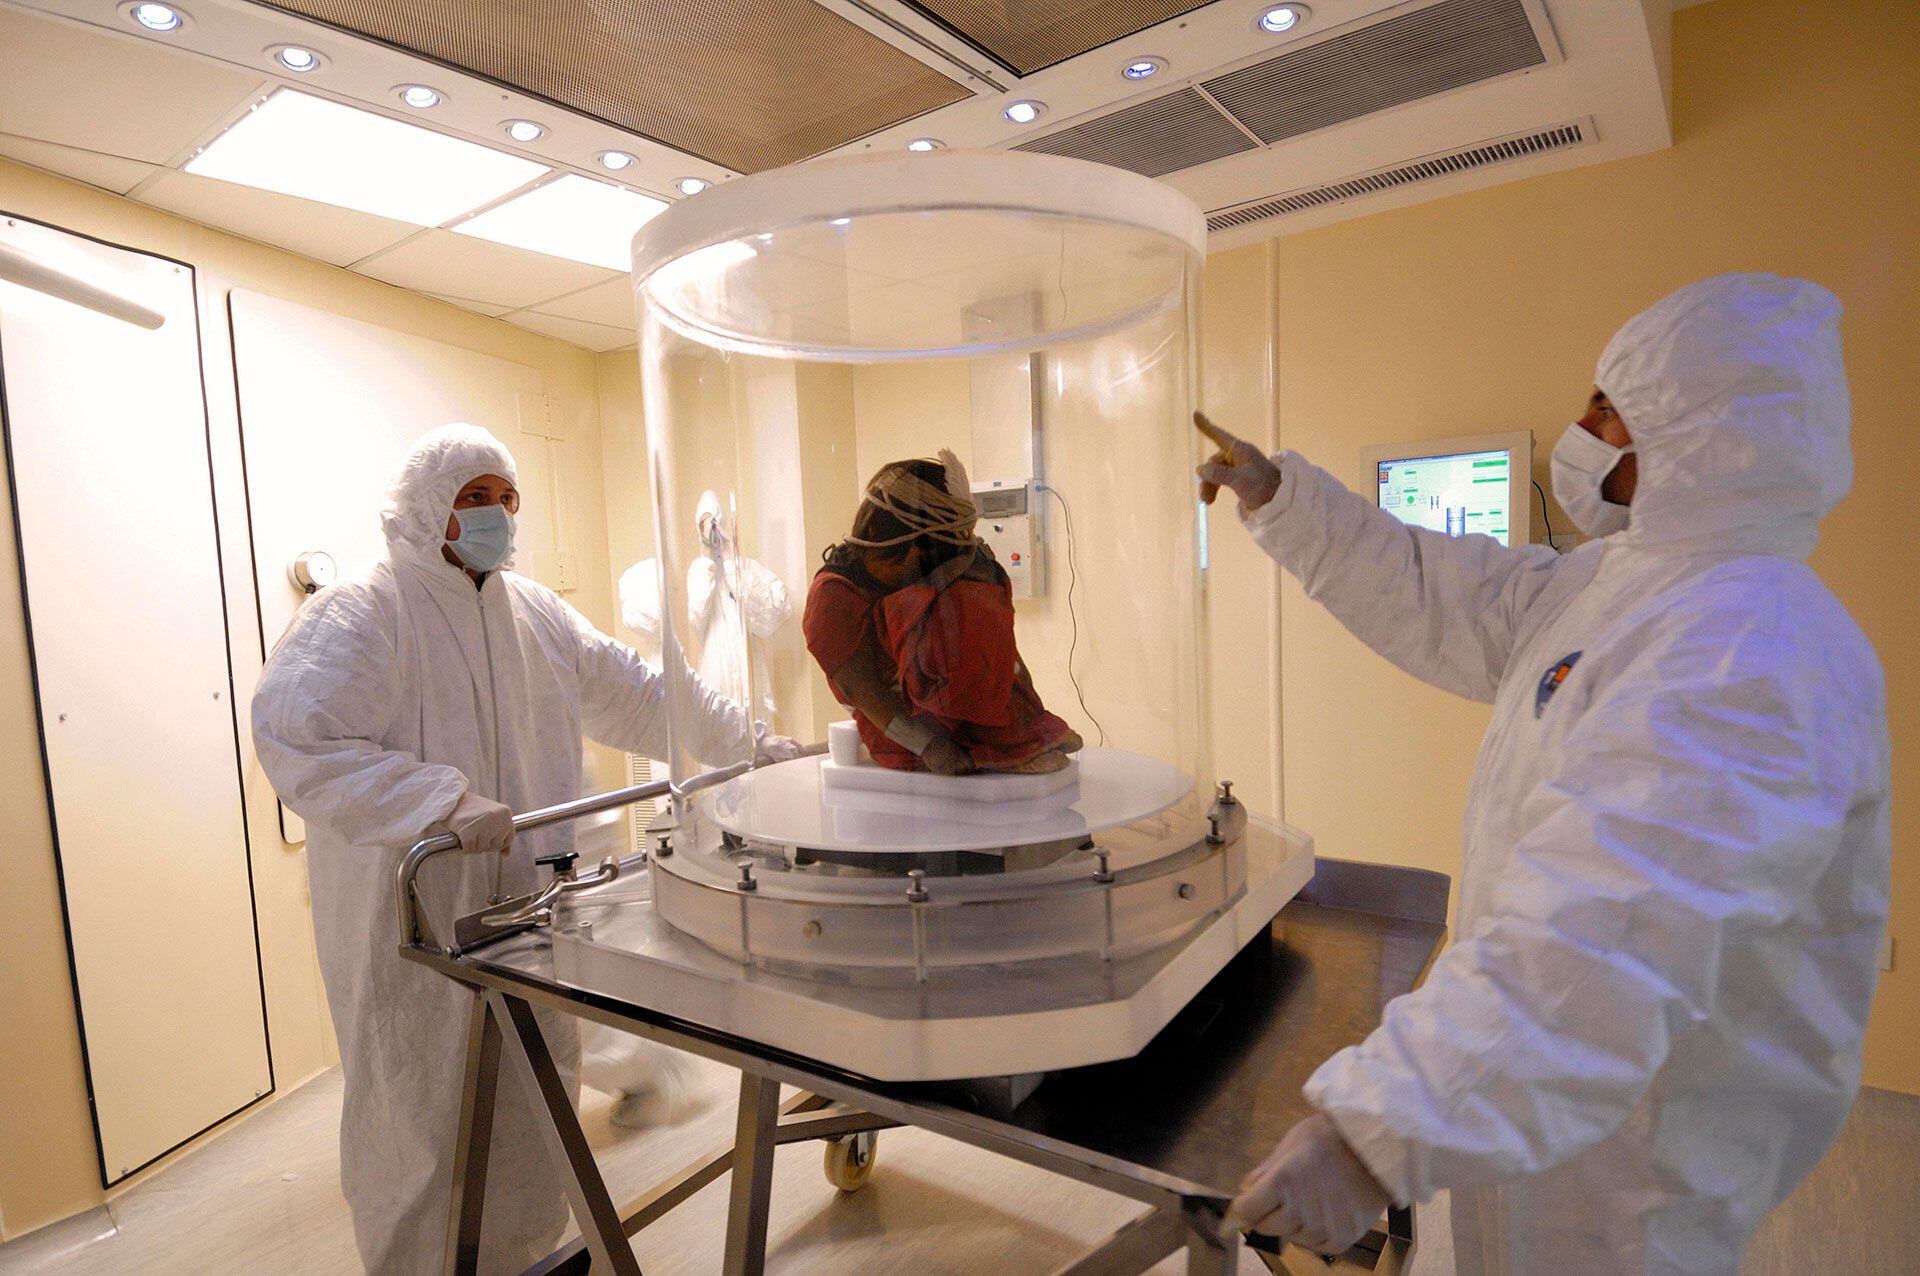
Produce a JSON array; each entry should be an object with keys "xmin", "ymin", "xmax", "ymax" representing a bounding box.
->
[
  {"xmin": 0, "ymin": 1055, "xmax": 1270, "ymax": 1276},
  {"xmin": 0, "ymin": 1056, "xmax": 1909, "ymax": 1276}
]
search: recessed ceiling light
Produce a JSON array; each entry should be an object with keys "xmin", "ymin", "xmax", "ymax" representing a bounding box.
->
[
  {"xmin": 1003, "ymin": 100, "xmax": 1045, "ymax": 125},
  {"xmin": 675, "ymin": 176, "xmax": 710, "ymax": 196},
  {"xmin": 272, "ymin": 45, "xmax": 321, "ymax": 73},
  {"xmin": 598, "ymin": 150, "xmax": 637, "ymax": 171},
  {"xmin": 1258, "ymin": 4, "xmax": 1309, "ymax": 34},
  {"xmin": 453, "ymin": 175, "xmax": 668, "ymax": 270},
  {"xmin": 125, "ymin": 2, "xmax": 184, "ymax": 32},
  {"xmin": 1122, "ymin": 57, "xmax": 1164, "ymax": 81},
  {"xmin": 905, "ymin": 138, "xmax": 943, "ymax": 152},
  {"xmin": 829, "ymin": 217, "xmax": 851, "ymax": 227},
  {"xmin": 503, "ymin": 119, "xmax": 545, "ymax": 143},
  {"xmin": 397, "ymin": 84, "xmax": 441, "ymax": 110},
  {"xmin": 184, "ymin": 89, "xmax": 547, "ymax": 226}
]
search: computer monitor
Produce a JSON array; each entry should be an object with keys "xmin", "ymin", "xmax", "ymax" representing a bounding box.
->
[{"xmin": 1360, "ymin": 430, "xmax": 1533, "ymax": 547}]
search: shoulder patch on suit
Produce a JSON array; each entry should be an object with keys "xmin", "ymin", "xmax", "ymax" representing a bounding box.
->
[{"xmin": 1535, "ymin": 651, "xmax": 1582, "ymax": 719}]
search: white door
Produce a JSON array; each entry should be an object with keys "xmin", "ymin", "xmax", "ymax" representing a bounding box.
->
[{"xmin": 0, "ymin": 214, "xmax": 272, "ymax": 1184}]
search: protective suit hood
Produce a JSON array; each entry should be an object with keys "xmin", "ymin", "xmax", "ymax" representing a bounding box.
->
[
  {"xmin": 1596, "ymin": 272, "xmax": 1849, "ymax": 559},
  {"xmin": 380, "ymin": 423, "xmax": 520, "ymax": 566}
]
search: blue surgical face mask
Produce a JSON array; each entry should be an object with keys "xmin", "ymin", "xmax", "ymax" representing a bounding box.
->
[{"xmin": 447, "ymin": 502, "xmax": 515, "ymax": 573}]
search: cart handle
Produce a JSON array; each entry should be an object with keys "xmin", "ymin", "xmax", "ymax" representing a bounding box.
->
[{"xmin": 395, "ymin": 743, "xmax": 826, "ymax": 950}]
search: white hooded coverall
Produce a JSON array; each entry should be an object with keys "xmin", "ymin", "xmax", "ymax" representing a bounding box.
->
[
  {"xmin": 618, "ymin": 491, "xmax": 791, "ymax": 722},
  {"xmin": 1239, "ymin": 275, "xmax": 1890, "ymax": 1274},
  {"xmin": 253, "ymin": 425, "xmax": 754, "ymax": 1273}
]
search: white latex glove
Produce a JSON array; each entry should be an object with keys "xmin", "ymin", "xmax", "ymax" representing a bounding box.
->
[
  {"xmin": 1227, "ymin": 1114, "xmax": 1392, "ymax": 1257},
  {"xmin": 447, "ymin": 790, "xmax": 514, "ymax": 857},
  {"xmin": 754, "ymin": 731, "xmax": 807, "ymax": 763},
  {"xmin": 1194, "ymin": 411, "xmax": 1282, "ymax": 514}
]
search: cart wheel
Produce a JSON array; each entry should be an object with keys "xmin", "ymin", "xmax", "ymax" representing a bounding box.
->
[{"xmin": 823, "ymin": 1130, "xmax": 877, "ymax": 1192}]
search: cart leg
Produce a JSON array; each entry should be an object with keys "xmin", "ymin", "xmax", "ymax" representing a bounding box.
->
[
  {"xmin": 1046, "ymin": 1207, "xmax": 1187, "ymax": 1275},
  {"xmin": 444, "ymin": 992, "xmax": 501, "ymax": 1276},
  {"xmin": 721, "ymin": 1072, "xmax": 783, "ymax": 1276},
  {"xmin": 1363, "ymin": 1205, "xmax": 1415, "ymax": 1276},
  {"xmin": 1184, "ymin": 1214, "xmax": 1243, "ymax": 1276},
  {"xmin": 488, "ymin": 991, "xmax": 641, "ymax": 1276}
]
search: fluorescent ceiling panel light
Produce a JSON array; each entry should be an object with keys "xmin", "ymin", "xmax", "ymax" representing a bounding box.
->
[
  {"xmin": 185, "ymin": 89, "xmax": 548, "ymax": 226},
  {"xmin": 453, "ymin": 174, "xmax": 668, "ymax": 270}
]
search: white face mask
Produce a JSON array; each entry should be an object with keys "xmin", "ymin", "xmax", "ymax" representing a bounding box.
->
[{"xmin": 1550, "ymin": 423, "xmax": 1634, "ymax": 538}]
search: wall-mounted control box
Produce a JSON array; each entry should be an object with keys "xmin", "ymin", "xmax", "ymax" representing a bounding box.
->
[{"xmin": 972, "ymin": 481, "xmax": 1044, "ymax": 602}]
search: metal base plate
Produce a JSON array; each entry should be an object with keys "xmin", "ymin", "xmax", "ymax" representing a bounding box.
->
[{"xmin": 548, "ymin": 818, "xmax": 1314, "ymax": 1081}]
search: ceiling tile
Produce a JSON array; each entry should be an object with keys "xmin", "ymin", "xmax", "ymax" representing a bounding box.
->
[
  {"xmin": 353, "ymin": 230, "xmax": 617, "ymax": 310},
  {"xmin": 533, "ymin": 277, "xmax": 636, "ymax": 328},
  {"xmin": 424, "ymin": 293, "xmax": 515, "ymax": 318},
  {"xmin": 0, "ymin": 8, "xmax": 262, "ymax": 163},
  {"xmin": 253, "ymin": 0, "xmax": 967, "ymax": 173},
  {"xmin": 136, "ymin": 171, "xmax": 418, "ymax": 267},
  {"xmin": 0, "ymin": 133, "xmax": 157, "ymax": 195},
  {"xmin": 503, "ymin": 310, "xmax": 635, "ymax": 353}
]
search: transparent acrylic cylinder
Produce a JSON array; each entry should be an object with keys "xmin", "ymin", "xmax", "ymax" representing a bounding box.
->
[{"xmin": 629, "ymin": 151, "xmax": 1212, "ymax": 864}]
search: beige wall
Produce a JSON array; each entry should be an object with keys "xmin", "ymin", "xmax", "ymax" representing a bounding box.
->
[
  {"xmin": 597, "ymin": 350, "xmax": 655, "ymax": 650},
  {"xmin": 0, "ymin": 158, "xmax": 618, "ymax": 1236},
  {"xmin": 1212, "ymin": 0, "xmax": 1916, "ymax": 1093}
]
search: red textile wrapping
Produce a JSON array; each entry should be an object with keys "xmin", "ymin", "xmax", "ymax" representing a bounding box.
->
[{"xmin": 804, "ymin": 561, "xmax": 1070, "ymax": 771}]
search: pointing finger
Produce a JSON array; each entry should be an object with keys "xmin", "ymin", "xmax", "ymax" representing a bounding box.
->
[{"xmin": 1193, "ymin": 411, "xmax": 1244, "ymax": 460}]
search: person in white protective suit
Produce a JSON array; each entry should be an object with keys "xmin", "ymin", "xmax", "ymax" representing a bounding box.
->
[
  {"xmin": 618, "ymin": 489, "xmax": 792, "ymax": 719},
  {"xmin": 252, "ymin": 424, "xmax": 794, "ymax": 1274},
  {"xmin": 1198, "ymin": 273, "xmax": 1890, "ymax": 1275}
]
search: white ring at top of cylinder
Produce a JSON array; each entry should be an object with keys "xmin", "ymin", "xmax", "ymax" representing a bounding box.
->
[{"xmin": 629, "ymin": 150, "xmax": 1207, "ymax": 363}]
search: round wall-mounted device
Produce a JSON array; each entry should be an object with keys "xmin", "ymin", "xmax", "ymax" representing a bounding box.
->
[{"xmin": 288, "ymin": 550, "xmax": 338, "ymax": 594}]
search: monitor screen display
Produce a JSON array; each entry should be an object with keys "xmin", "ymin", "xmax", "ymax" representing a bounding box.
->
[{"xmin": 1375, "ymin": 448, "xmax": 1514, "ymax": 546}]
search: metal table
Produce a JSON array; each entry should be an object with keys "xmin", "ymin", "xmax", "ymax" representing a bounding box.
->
[{"xmin": 401, "ymin": 804, "xmax": 1447, "ymax": 1276}]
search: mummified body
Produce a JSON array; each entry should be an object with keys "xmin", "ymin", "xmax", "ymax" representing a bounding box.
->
[{"xmin": 803, "ymin": 452, "xmax": 1080, "ymax": 776}]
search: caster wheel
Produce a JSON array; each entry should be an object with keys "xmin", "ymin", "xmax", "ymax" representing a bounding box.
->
[{"xmin": 823, "ymin": 1130, "xmax": 877, "ymax": 1192}]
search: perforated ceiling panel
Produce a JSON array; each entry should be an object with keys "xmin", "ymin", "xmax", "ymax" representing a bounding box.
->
[
  {"xmin": 899, "ymin": 0, "xmax": 1213, "ymax": 75},
  {"xmin": 1201, "ymin": 0, "xmax": 1546, "ymax": 146},
  {"xmin": 256, "ymin": 0, "xmax": 970, "ymax": 173},
  {"xmin": 1012, "ymin": 88, "xmax": 1256, "ymax": 178}
]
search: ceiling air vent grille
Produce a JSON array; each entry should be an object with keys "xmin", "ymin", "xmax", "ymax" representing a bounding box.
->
[
  {"xmin": 1012, "ymin": 87, "xmax": 1257, "ymax": 179},
  {"xmin": 1207, "ymin": 120, "xmax": 1592, "ymax": 232},
  {"xmin": 1202, "ymin": 0, "xmax": 1547, "ymax": 146}
]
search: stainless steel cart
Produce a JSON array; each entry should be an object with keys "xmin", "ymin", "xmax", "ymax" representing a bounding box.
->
[{"xmin": 398, "ymin": 778, "xmax": 1448, "ymax": 1276}]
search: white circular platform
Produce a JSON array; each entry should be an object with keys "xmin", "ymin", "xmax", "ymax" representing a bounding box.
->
[{"xmin": 703, "ymin": 748, "xmax": 1192, "ymax": 854}]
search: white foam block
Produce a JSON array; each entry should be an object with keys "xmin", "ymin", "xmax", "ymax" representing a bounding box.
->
[
  {"xmin": 827, "ymin": 719, "xmax": 863, "ymax": 767},
  {"xmin": 819, "ymin": 754, "xmax": 1079, "ymax": 804}
]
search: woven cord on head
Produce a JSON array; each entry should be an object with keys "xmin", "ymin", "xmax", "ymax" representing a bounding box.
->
[{"xmin": 844, "ymin": 455, "xmax": 981, "ymax": 549}]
